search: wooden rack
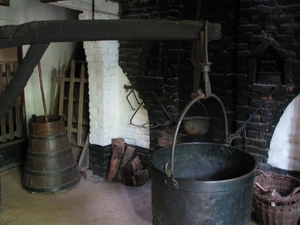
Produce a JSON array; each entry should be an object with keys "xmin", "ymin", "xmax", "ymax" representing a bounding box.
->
[
  {"xmin": 0, "ymin": 62, "xmax": 23, "ymax": 143},
  {"xmin": 51, "ymin": 60, "xmax": 89, "ymax": 160}
]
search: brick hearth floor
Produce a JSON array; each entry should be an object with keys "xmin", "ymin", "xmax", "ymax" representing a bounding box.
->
[{"xmin": 0, "ymin": 167, "xmax": 259, "ymax": 225}]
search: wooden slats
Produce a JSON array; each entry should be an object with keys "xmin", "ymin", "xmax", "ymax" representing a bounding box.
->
[
  {"xmin": 0, "ymin": 62, "xmax": 23, "ymax": 143},
  {"xmin": 77, "ymin": 64, "xmax": 85, "ymax": 146},
  {"xmin": 0, "ymin": 43, "xmax": 50, "ymax": 122},
  {"xmin": 67, "ymin": 61, "xmax": 75, "ymax": 142},
  {"xmin": 52, "ymin": 60, "xmax": 89, "ymax": 160}
]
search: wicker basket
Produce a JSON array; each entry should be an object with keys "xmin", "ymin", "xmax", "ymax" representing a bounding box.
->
[{"xmin": 252, "ymin": 170, "xmax": 300, "ymax": 225}]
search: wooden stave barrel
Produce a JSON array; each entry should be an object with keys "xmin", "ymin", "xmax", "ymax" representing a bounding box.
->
[{"xmin": 22, "ymin": 115, "xmax": 80, "ymax": 192}]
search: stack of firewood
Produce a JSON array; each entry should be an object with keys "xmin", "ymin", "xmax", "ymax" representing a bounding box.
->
[{"xmin": 106, "ymin": 138, "xmax": 149, "ymax": 186}]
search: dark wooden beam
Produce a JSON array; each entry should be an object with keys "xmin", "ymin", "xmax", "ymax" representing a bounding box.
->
[
  {"xmin": 0, "ymin": 19, "xmax": 203, "ymax": 48},
  {"xmin": 0, "ymin": 43, "xmax": 49, "ymax": 121}
]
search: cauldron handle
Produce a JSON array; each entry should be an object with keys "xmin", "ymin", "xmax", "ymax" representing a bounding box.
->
[{"xmin": 164, "ymin": 93, "xmax": 205, "ymax": 178}]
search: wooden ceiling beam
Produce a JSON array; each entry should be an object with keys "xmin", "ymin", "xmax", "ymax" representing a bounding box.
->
[
  {"xmin": 0, "ymin": 19, "xmax": 204, "ymax": 49},
  {"xmin": 0, "ymin": 19, "xmax": 221, "ymax": 122}
]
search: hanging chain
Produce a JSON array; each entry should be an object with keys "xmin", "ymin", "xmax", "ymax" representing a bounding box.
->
[
  {"xmin": 158, "ymin": 40, "xmax": 163, "ymax": 76},
  {"xmin": 243, "ymin": 127, "xmax": 248, "ymax": 152}
]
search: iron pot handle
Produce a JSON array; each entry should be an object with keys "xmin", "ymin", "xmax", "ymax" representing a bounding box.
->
[{"xmin": 164, "ymin": 93, "xmax": 205, "ymax": 178}]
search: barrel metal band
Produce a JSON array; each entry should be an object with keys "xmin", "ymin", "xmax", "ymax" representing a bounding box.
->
[
  {"xmin": 26, "ymin": 146, "xmax": 72, "ymax": 158},
  {"xmin": 29, "ymin": 131, "xmax": 66, "ymax": 140},
  {"xmin": 22, "ymin": 176, "xmax": 80, "ymax": 193},
  {"xmin": 24, "ymin": 162, "xmax": 77, "ymax": 176}
]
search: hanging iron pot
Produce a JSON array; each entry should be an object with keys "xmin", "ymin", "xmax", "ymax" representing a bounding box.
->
[{"xmin": 182, "ymin": 101, "xmax": 210, "ymax": 136}]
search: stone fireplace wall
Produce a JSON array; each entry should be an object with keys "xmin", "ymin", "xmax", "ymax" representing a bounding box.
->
[
  {"xmin": 235, "ymin": 0, "xmax": 300, "ymax": 166},
  {"xmin": 117, "ymin": 0, "xmax": 300, "ymax": 172},
  {"xmin": 118, "ymin": 0, "xmax": 240, "ymax": 151}
]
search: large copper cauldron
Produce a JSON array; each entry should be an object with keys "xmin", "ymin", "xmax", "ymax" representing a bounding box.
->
[{"xmin": 149, "ymin": 95, "xmax": 257, "ymax": 225}]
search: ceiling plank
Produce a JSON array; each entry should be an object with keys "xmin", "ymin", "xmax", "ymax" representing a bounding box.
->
[{"xmin": 0, "ymin": 19, "xmax": 203, "ymax": 49}]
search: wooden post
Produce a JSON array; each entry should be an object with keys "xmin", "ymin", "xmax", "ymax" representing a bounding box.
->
[
  {"xmin": 37, "ymin": 62, "xmax": 48, "ymax": 123},
  {"xmin": 50, "ymin": 68, "xmax": 58, "ymax": 115},
  {"xmin": 67, "ymin": 60, "xmax": 75, "ymax": 142},
  {"xmin": 58, "ymin": 64, "xmax": 66, "ymax": 117},
  {"xmin": 77, "ymin": 63, "xmax": 85, "ymax": 146}
]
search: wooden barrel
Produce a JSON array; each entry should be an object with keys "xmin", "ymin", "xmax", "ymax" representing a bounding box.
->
[{"xmin": 22, "ymin": 115, "xmax": 80, "ymax": 192}]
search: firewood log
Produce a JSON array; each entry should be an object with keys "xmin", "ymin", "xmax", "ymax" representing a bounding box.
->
[
  {"xmin": 135, "ymin": 169, "xmax": 149, "ymax": 187},
  {"xmin": 116, "ymin": 146, "xmax": 135, "ymax": 181},
  {"xmin": 106, "ymin": 138, "xmax": 125, "ymax": 182},
  {"xmin": 122, "ymin": 156, "xmax": 143, "ymax": 186}
]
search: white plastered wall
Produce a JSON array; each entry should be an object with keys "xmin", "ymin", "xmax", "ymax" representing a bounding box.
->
[{"xmin": 80, "ymin": 10, "xmax": 150, "ymax": 149}]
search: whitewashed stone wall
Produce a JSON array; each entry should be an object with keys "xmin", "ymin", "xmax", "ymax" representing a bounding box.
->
[
  {"xmin": 268, "ymin": 94, "xmax": 300, "ymax": 171},
  {"xmin": 79, "ymin": 11, "xmax": 150, "ymax": 149}
]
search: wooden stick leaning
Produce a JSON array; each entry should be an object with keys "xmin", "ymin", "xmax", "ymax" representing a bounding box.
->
[{"xmin": 37, "ymin": 62, "xmax": 48, "ymax": 123}]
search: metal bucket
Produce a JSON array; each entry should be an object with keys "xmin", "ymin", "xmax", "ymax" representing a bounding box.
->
[
  {"xmin": 149, "ymin": 142, "xmax": 257, "ymax": 225},
  {"xmin": 22, "ymin": 115, "xmax": 80, "ymax": 192}
]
